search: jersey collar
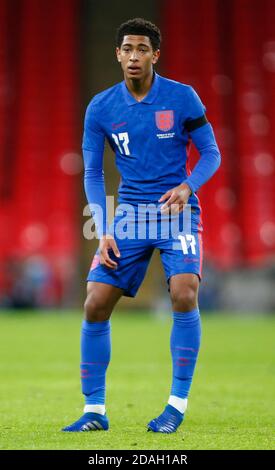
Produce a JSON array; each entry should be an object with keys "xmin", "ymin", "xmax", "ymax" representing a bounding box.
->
[{"xmin": 121, "ymin": 71, "xmax": 160, "ymax": 106}]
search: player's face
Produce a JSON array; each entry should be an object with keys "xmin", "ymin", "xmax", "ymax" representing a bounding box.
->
[{"xmin": 116, "ymin": 35, "xmax": 160, "ymax": 80}]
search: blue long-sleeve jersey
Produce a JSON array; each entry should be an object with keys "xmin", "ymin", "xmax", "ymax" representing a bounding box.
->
[{"xmin": 82, "ymin": 72, "xmax": 221, "ymax": 236}]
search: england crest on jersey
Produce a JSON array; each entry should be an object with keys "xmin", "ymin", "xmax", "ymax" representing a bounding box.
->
[{"xmin": 155, "ymin": 110, "xmax": 174, "ymax": 131}]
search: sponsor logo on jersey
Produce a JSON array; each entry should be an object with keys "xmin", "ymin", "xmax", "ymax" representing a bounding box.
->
[{"xmin": 112, "ymin": 121, "xmax": 127, "ymax": 130}]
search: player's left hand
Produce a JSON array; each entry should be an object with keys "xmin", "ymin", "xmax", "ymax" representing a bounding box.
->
[{"xmin": 159, "ymin": 183, "xmax": 192, "ymax": 214}]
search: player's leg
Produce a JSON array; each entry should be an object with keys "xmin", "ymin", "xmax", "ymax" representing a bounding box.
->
[
  {"xmin": 169, "ymin": 273, "xmax": 201, "ymax": 408},
  {"xmin": 148, "ymin": 213, "xmax": 203, "ymax": 433},
  {"xmin": 62, "ymin": 282, "xmax": 123, "ymax": 432},
  {"xmin": 81, "ymin": 282, "xmax": 123, "ymax": 410},
  {"xmin": 148, "ymin": 273, "xmax": 201, "ymax": 433},
  {"xmin": 63, "ymin": 224, "xmax": 153, "ymax": 432}
]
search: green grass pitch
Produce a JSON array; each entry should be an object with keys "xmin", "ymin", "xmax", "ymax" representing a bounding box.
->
[{"xmin": 0, "ymin": 311, "xmax": 274, "ymax": 450}]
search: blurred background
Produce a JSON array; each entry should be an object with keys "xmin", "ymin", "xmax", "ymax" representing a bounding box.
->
[{"xmin": 0, "ymin": 0, "xmax": 274, "ymax": 313}]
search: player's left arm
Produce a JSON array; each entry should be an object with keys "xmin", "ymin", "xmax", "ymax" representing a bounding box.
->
[{"xmin": 160, "ymin": 87, "xmax": 221, "ymax": 214}]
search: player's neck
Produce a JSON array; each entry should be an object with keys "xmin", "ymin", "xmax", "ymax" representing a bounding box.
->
[{"xmin": 124, "ymin": 71, "xmax": 154, "ymax": 102}]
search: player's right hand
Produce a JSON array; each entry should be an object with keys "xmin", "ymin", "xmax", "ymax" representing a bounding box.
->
[{"xmin": 99, "ymin": 234, "xmax": 121, "ymax": 269}]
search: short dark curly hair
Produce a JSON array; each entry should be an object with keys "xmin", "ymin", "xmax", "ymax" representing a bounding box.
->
[{"xmin": 116, "ymin": 18, "xmax": 161, "ymax": 51}]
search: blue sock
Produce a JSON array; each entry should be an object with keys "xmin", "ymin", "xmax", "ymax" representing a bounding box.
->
[
  {"xmin": 170, "ymin": 309, "xmax": 201, "ymax": 399},
  {"xmin": 81, "ymin": 319, "xmax": 111, "ymax": 405}
]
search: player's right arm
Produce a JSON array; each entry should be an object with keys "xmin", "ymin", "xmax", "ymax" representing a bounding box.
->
[{"xmin": 82, "ymin": 102, "xmax": 120, "ymax": 269}]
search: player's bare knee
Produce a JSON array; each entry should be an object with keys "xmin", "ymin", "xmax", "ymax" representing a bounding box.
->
[
  {"xmin": 84, "ymin": 291, "xmax": 110, "ymax": 322},
  {"xmin": 171, "ymin": 285, "xmax": 198, "ymax": 312}
]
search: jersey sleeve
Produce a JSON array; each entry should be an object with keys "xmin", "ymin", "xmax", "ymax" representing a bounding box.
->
[
  {"xmin": 184, "ymin": 86, "xmax": 208, "ymax": 133},
  {"xmin": 184, "ymin": 123, "xmax": 221, "ymax": 193},
  {"xmin": 82, "ymin": 103, "xmax": 108, "ymax": 237},
  {"xmin": 183, "ymin": 87, "xmax": 221, "ymax": 193},
  {"xmin": 82, "ymin": 102, "xmax": 105, "ymax": 152}
]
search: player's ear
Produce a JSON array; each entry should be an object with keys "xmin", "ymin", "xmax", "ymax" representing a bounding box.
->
[
  {"xmin": 116, "ymin": 47, "xmax": 121, "ymax": 62},
  {"xmin": 152, "ymin": 49, "xmax": 160, "ymax": 64}
]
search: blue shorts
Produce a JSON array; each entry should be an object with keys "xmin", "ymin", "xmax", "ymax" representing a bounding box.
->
[{"xmin": 87, "ymin": 206, "xmax": 203, "ymax": 298}]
